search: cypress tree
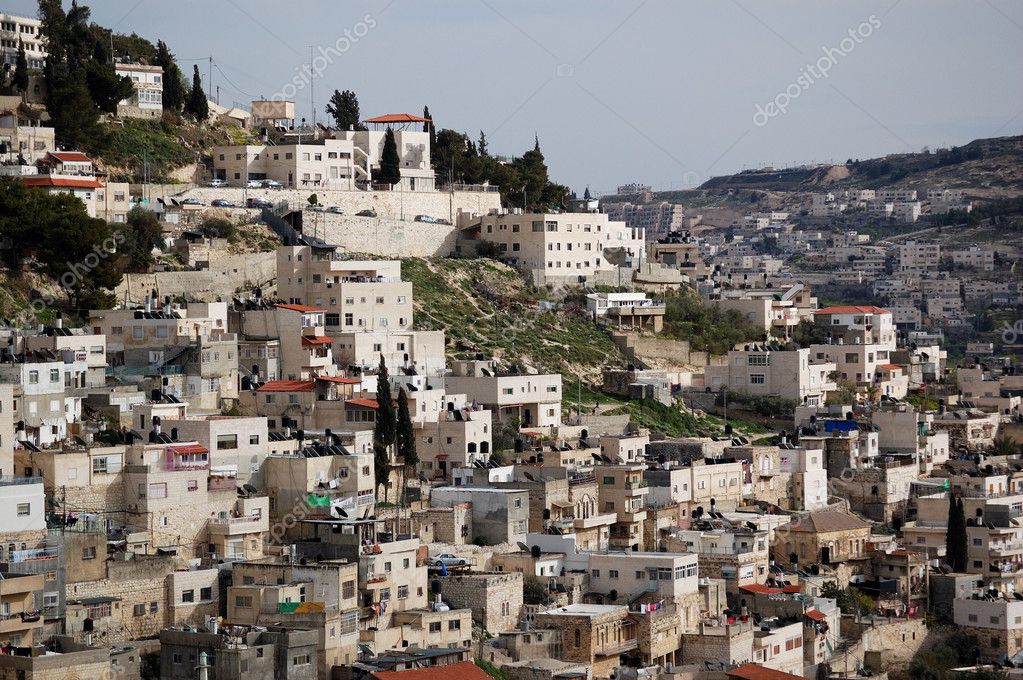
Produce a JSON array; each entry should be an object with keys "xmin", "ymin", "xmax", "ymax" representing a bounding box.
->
[
  {"xmin": 372, "ymin": 355, "xmax": 396, "ymax": 499},
  {"xmin": 378, "ymin": 128, "xmax": 401, "ymax": 187},
  {"xmin": 946, "ymin": 494, "xmax": 968, "ymax": 572},
  {"xmin": 14, "ymin": 40, "xmax": 29, "ymax": 94},
  {"xmin": 396, "ymin": 388, "xmax": 417, "ymax": 470},
  {"xmin": 185, "ymin": 64, "xmax": 208, "ymax": 121}
]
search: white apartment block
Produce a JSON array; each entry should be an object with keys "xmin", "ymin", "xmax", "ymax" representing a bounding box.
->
[
  {"xmin": 0, "ymin": 13, "xmax": 45, "ymax": 69},
  {"xmin": 892, "ymin": 201, "xmax": 921, "ymax": 223},
  {"xmin": 473, "ymin": 211, "xmax": 645, "ymax": 286},
  {"xmin": 214, "ymin": 138, "xmax": 356, "ymax": 189},
  {"xmin": 951, "ymin": 246, "xmax": 995, "ymax": 271},
  {"xmin": 877, "ymin": 188, "xmax": 918, "ymax": 202},
  {"xmin": 703, "ymin": 348, "xmax": 837, "ymax": 406},
  {"xmin": 276, "ymin": 246, "xmax": 413, "ymax": 334},
  {"xmin": 114, "ymin": 62, "xmax": 163, "ymax": 119},
  {"xmin": 336, "ymin": 121, "xmax": 435, "ymax": 191},
  {"xmin": 899, "ymin": 241, "xmax": 941, "ymax": 272},
  {"xmin": 445, "ymin": 359, "xmax": 562, "ymax": 430}
]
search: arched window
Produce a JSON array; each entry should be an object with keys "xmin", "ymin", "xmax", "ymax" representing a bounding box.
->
[{"xmin": 480, "ymin": 442, "xmax": 490, "ymax": 453}]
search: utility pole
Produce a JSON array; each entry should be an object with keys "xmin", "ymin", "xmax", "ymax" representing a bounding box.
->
[
  {"xmin": 309, "ymin": 46, "xmax": 316, "ymax": 129},
  {"xmin": 208, "ymin": 56, "xmax": 213, "ymax": 104}
]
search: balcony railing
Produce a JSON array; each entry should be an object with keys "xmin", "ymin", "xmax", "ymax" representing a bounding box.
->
[{"xmin": 0, "ymin": 476, "xmax": 43, "ymax": 487}]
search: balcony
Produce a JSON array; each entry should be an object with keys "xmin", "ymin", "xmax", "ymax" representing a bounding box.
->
[
  {"xmin": 990, "ymin": 542, "xmax": 1023, "ymax": 557},
  {"xmin": 0, "ymin": 476, "xmax": 43, "ymax": 487},
  {"xmin": 596, "ymin": 637, "xmax": 639, "ymax": 656},
  {"xmin": 363, "ymin": 574, "xmax": 391, "ymax": 589},
  {"xmin": 0, "ymin": 613, "xmax": 43, "ymax": 635},
  {"xmin": 208, "ymin": 514, "xmax": 268, "ymax": 535},
  {"xmin": 572, "ymin": 512, "xmax": 617, "ymax": 530},
  {"xmin": 208, "ymin": 476, "xmax": 238, "ymax": 493}
]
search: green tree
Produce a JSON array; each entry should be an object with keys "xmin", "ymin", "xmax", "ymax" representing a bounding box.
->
[
  {"xmin": 13, "ymin": 40, "xmax": 29, "ymax": 94},
  {"xmin": 119, "ymin": 206, "xmax": 162, "ymax": 272},
  {"xmin": 153, "ymin": 40, "xmax": 186, "ymax": 113},
  {"xmin": 946, "ymin": 494, "xmax": 968, "ymax": 572},
  {"xmin": 84, "ymin": 58, "xmax": 134, "ymax": 113},
  {"xmin": 477, "ymin": 130, "xmax": 488, "ymax": 157},
  {"xmin": 423, "ymin": 105, "xmax": 436, "ymax": 160},
  {"xmin": 992, "ymin": 435, "xmax": 1020, "ymax": 457},
  {"xmin": 185, "ymin": 64, "xmax": 208, "ymax": 121},
  {"xmin": 522, "ymin": 576, "xmax": 549, "ymax": 605},
  {"xmin": 326, "ymin": 89, "xmax": 364, "ymax": 131},
  {"xmin": 372, "ymin": 355, "xmax": 396, "ymax": 499},
  {"xmin": 377, "ymin": 128, "xmax": 401, "ymax": 186},
  {"xmin": 396, "ymin": 387, "xmax": 418, "ymax": 469}
]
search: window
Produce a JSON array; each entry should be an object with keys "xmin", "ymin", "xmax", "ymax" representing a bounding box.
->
[
  {"xmin": 249, "ymin": 435, "xmax": 260, "ymax": 445},
  {"xmin": 342, "ymin": 580, "xmax": 356, "ymax": 599},
  {"xmin": 50, "ymin": 369, "xmax": 60, "ymax": 382},
  {"xmin": 429, "ymin": 622, "xmax": 442, "ymax": 633},
  {"xmin": 82, "ymin": 546, "xmax": 97, "ymax": 560},
  {"xmin": 16, "ymin": 503, "xmax": 30, "ymax": 516},
  {"xmin": 201, "ymin": 587, "xmax": 212, "ymax": 601},
  {"xmin": 398, "ymin": 585, "xmax": 409, "ymax": 599},
  {"xmin": 750, "ymin": 374, "xmax": 766, "ymax": 385},
  {"xmin": 181, "ymin": 589, "xmax": 195, "ymax": 603},
  {"xmin": 187, "ymin": 479, "xmax": 198, "ymax": 492},
  {"xmin": 235, "ymin": 595, "xmax": 253, "ymax": 608},
  {"xmin": 217, "ymin": 434, "xmax": 238, "ymax": 450},
  {"xmin": 28, "ymin": 370, "xmax": 38, "ymax": 384},
  {"xmin": 133, "ymin": 603, "xmax": 146, "ymax": 617},
  {"xmin": 609, "ymin": 569, "xmax": 619, "ymax": 578},
  {"xmin": 448, "ymin": 619, "xmax": 461, "ymax": 630}
]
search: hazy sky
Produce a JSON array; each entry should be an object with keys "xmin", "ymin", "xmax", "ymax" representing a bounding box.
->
[{"xmin": 11, "ymin": 0, "xmax": 1023, "ymax": 193}]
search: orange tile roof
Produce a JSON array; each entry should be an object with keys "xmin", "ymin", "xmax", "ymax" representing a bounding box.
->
[
  {"xmin": 739, "ymin": 583, "xmax": 783, "ymax": 595},
  {"xmin": 276, "ymin": 304, "xmax": 325, "ymax": 313},
  {"xmin": 373, "ymin": 663, "xmax": 489, "ymax": 680},
  {"xmin": 727, "ymin": 663, "xmax": 805, "ymax": 680},
  {"xmin": 877, "ymin": 363, "xmax": 903, "ymax": 371},
  {"xmin": 815, "ymin": 305, "xmax": 890, "ymax": 315},
  {"xmin": 317, "ymin": 376, "xmax": 362, "ymax": 384},
  {"xmin": 256, "ymin": 379, "xmax": 316, "ymax": 392},
  {"xmin": 364, "ymin": 113, "xmax": 431, "ymax": 124},
  {"xmin": 345, "ymin": 398, "xmax": 380, "ymax": 409},
  {"xmin": 49, "ymin": 151, "xmax": 92, "ymax": 162},
  {"xmin": 302, "ymin": 336, "xmax": 333, "ymax": 345},
  {"xmin": 22, "ymin": 176, "xmax": 103, "ymax": 189},
  {"xmin": 168, "ymin": 444, "xmax": 209, "ymax": 456},
  {"xmin": 804, "ymin": 609, "xmax": 827, "ymax": 622}
]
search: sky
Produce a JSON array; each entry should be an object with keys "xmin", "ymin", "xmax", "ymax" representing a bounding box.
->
[{"xmin": 9, "ymin": 0, "xmax": 1023, "ymax": 194}]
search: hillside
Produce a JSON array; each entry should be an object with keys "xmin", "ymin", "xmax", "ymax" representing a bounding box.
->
[
  {"xmin": 400, "ymin": 257, "xmax": 767, "ymax": 438},
  {"xmin": 696, "ymin": 135, "xmax": 1023, "ymax": 196}
]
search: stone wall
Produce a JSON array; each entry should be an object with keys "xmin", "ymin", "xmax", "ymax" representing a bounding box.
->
[
  {"xmin": 612, "ymin": 333, "xmax": 728, "ymax": 372},
  {"xmin": 841, "ymin": 616, "xmax": 929, "ymax": 669},
  {"xmin": 413, "ymin": 504, "xmax": 472, "ymax": 545},
  {"xmin": 150, "ymin": 184, "xmax": 502, "ymax": 224},
  {"xmin": 316, "ymin": 214, "xmax": 460, "ymax": 257},
  {"xmin": 439, "ymin": 572, "xmax": 523, "ymax": 633},
  {"xmin": 114, "ymin": 252, "xmax": 276, "ymax": 303}
]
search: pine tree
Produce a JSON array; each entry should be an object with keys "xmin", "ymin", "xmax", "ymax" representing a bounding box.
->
[
  {"xmin": 377, "ymin": 128, "xmax": 401, "ymax": 187},
  {"xmin": 326, "ymin": 89, "xmax": 364, "ymax": 131},
  {"xmin": 583, "ymin": 185, "xmax": 591, "ymax": 200},
  {"xmin": 422, "ymin": 106, "xmax": 431, "ymax": 133},
  {"xmin": 13, "ymin": 40, "xmax": 29, "ymax": 94},
  {"xmin": 478, "ymin": 130, "xmax": 488, "ymax": 157},
  {"xmin": 372, "ymin": 355, "xmax": 396, "ymax": 499},
  {"xmin": 185, "ymin": 64, "xmax": 208, "ymax": 121}
]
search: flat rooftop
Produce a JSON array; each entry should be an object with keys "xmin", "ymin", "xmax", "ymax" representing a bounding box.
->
[{"xmin": 539, "ymin": 604, "xmax": 624, "ymax": 616}]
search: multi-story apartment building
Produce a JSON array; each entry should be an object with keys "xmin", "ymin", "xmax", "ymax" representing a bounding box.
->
[
  {"xmin": 899, "ymin": 241, "xmax": 941, "ymax": 272},
  {"xmin": 0, "ymin": 347, "xmax": 87, "ymax": 447},
  {"xmin": 954, "ymin": 597, "xmax": 1023, "ymax": 661},
  {"xmin": 779, "ymin": 444, "xmax": 828, "ymax": 511},
  {"xmin": 892, "ymin": 201, "xmax": 922, "ymax": 223},
  {"xmin": 0, "ymin": 13, "xmax": 46, "ymax": 69},
  {"xmin": 704, "ymin": 347, "xmax": 837, "ymax": 406},
  {"xmin": 878, "ymin": 189, "xmax": 918, "ymax": 203},
  {"xmin": 445, "ymin": 359, "xmax": 562, "ymax": 430},
  {"xmin": 114, "ymin": 62, "xmax": 163, "ymax": 119},
  {"xmin": 232, "ymin": 303, "xmax": 338, "ymax": 381},
  {"xmin": 603, "ymin": 202, "xmax": 684, "ymax": 234},
  {"xmin": 951, "ymin": 246, "xmax": 995, "ymax": 271},
  {"xmin": 214, "ymin": 138, "xmax": 357, "ymax": 189},
  {"xmin": 595, "ymin": 464, "xmax": 649, "ymax": 551},
  {"xmin": 471, "ymin": 211, "xmax": 645, "ymax": 286},
  {"xmin": 337, "ymin": 116, "xmax": 436, "ymax": 191}
]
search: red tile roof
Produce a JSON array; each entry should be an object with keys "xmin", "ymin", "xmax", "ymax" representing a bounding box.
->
[
  {"xmin": 276, "ymin": 304, "xmax": 325, "ymax": 313},
  {"xmin": 48, "ymin": 151, "xmax": 92, "ymax": 162},
  {"xmin": 21, "ymin": 176, "xmax": 103, "ymax": 189},
  {"xmin": 317, "ymin": 376, "xmax": 362, "ymax": 384},
  {"xmin": 345, "ymin": 398, "xmax": 380, "ymax": 409},
  {"xmin": 727, "ymin": 663, "xmax": 804, "ymax": 680},
  {"xmin": 877, "ymin": 363, "xmax": 903, "ymax": 371},
  {"xmin": 256, "ymin": 379, "xmax": 316, "ymax": 392},
  {"xmin": 804, "ymin": 609, "xmax": 827, "ymax": 622},
  {"xmin": 364, "ymin": 113, "xmax": 431, "ymax": 124},
  {"xmin": 815, "ymin": 305, "xmax": 890, "ymax": 315},
  {"xmin": 302, "ymin": 336, "xmax": 333, "ymax": 345},
  {"xmin": 739, "ymin": 583, "xmax": 783, "ymax": 595},
  {"xmin": 168, "ymin": 444, "xmax": 209, "ymax": 456},
  {"xmin": 782, "ymin": 585, "xmax": 801, "ymax": 593},
  {"xmin": 373, "ymin": 662, "xmax": 489, "ymax": 680}
]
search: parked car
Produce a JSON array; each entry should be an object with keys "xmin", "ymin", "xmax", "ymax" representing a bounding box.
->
[
  {"xmin": 356, "ymin": 209, "xmax": 378, "ymax": 217},
  {"xmin": 436, "ymin": 218, "xmax": 452, "ymax": 225},
  {"xmin": 327, "ymin": 206, "xmax": 345, "ymax": 215},
  {"xmin": 207, "ymin": 179, "xmax": 228, "ymax": 188},
  {"xmin": 309, "ymin": 205, "xmax": 327, "ymax": 212},
  {"xmin": 262, "ymin": 179, "xmax": 284, "ymax": 189},
  {"xmin": 430, "ymin": 553, "xmax": 467, "ymax": 567},
  {"xmin": 181, "ymin": 198, "xmax": 205, "ymax": 206},
  {"xmin": 414, "ymin": 214, "xmax": 436, "ymax": 223},
  {"xmin": 247, "ymin": 198, "xmax": 273, "ymax": 209},
  {"xmin": 245, "ymin": 180, "xmax": 263, "ymax": 189},
  {"xmin": 211, "ymin": 199, "xmax": 237, "ymax": 208}
]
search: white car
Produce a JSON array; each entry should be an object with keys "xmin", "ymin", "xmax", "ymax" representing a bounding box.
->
[
  {"xmin": 246, "ymin": 180, "xmax": 263, "ymax": 189},
  {"xmin": 431, "ymin": 553, "xmax": 468, "ymax": 567},
  {"xmin": 207, "ymin": 179, "xmax": 228, "ymax": 188}
]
